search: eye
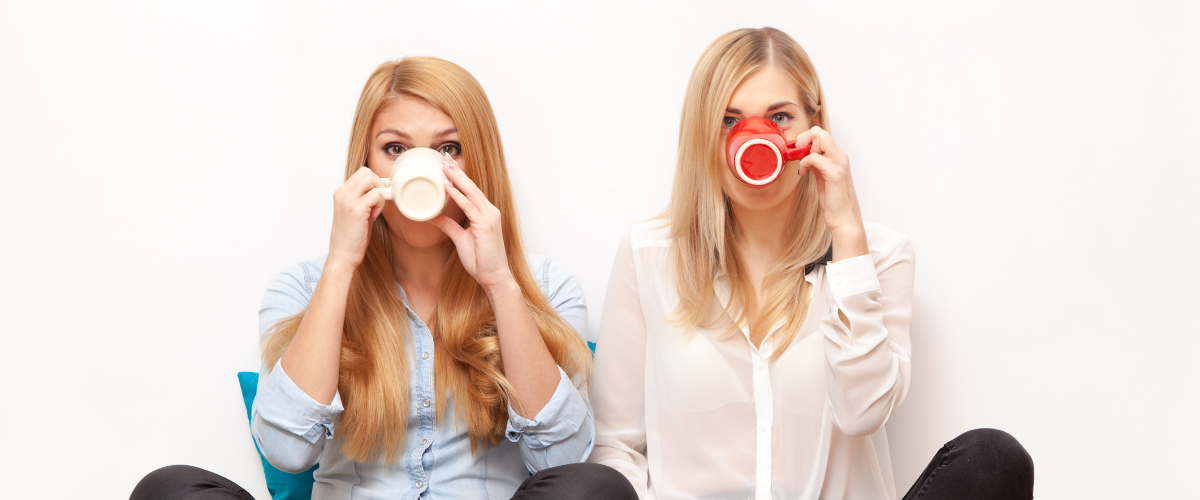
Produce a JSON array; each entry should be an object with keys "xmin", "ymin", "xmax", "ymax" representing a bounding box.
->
[
  {"xmin": 769, "ymin": 112, "xmax": 794, "ymax": 127},
  {"xmin": 438, "ymin": 142, "xmax": 462, "ymax": 157},
  {"xmin": 384, "ymin": 143, "xmax": 407, "ymax": 156},
  {"xmin": 722, "ymin": 116, "xmax": 740, "ymax": 129}
]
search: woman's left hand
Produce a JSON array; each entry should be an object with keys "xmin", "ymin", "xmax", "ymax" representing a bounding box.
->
[
  {"xmin": 794, "ymin": 126, "xmax": 865, "ymax": 235},
  {"xmin": 429, "ymin": 153, "xmax": 516, "ymax": 291},
  {"xmin": 794, "ymin": 126, "xmax": 869, "ymax": 260}
]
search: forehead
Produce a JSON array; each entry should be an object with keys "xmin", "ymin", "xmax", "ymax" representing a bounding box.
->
[
  {"xmin": 727, "ymin": 65, "xmax": 801, "ymax": 111},
  {"xmin": 372, "ymin": 95, "xmax": 455, "ymax": 134}
]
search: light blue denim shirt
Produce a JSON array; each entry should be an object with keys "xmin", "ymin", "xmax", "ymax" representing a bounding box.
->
[{"xmin": 252, "ymin": 254, "xmax": 593, "ymax": 500}]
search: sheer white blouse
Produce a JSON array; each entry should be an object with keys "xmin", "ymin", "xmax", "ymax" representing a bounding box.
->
[{"xmin": 588, "ymin": 220, "xmax": 915, "ymax": 500}]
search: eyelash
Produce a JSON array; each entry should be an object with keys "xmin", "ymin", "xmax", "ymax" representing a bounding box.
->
[
  {"xmin": 721, "ymin": 112, "xmax": 796, "ymax": 130},
  {"xmin": 382, "ymin": 142, "xmax": 463, "ymax": 157}
]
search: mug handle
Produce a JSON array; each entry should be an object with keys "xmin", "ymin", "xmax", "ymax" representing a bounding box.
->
[{"xmin": 371, "ymin": 179, "xmax": 394, "ymax": 200}]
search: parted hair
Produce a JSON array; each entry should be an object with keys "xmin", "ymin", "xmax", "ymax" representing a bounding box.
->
[
  {"xmin": 667, "ymin": 28, "xmax": 833, "ymax": 358},
  {"xmin": 262, "ymin": 57, "xmax": 592, "ymax": 463}
]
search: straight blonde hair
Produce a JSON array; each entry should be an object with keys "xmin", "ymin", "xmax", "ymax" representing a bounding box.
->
[
  {"xmin": 262, "ymin": 57, "xmax": 592, "ymax": 463},
  {"xmin": 667, "ymin": 28, "xmax": 833, "ymax": 359}
]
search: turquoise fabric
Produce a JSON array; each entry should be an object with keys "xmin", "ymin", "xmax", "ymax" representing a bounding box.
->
[{"xmin": 238, "ymin": 372, "xmax": 318, "ymax": 500}]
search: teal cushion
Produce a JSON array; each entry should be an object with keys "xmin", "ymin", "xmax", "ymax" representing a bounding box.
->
[{"xmin": 237, "ymin": 372, "xmax": 318, "ymax": 500}]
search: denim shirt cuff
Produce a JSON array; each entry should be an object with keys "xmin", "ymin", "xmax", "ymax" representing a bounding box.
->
[
  {"xmin": 257, "ymin": 358, "xmax": 344, "ymax": 444},
  {"xmin": 504, "ymin": 366, "xmax": 586, "ymax": 448}
]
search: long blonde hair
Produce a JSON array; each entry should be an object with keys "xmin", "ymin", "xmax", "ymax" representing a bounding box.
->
[
  {"xmin": 667, "ymin": 28, "xmax": 832, "ymax": 359},
  {"xmin": 262, "ymin": 57, "xmax": 592, "ymax": 463}
]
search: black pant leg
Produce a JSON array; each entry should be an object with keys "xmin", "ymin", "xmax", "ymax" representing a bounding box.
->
[
  {"xmin": 511, "ymin": 463, "xmax": 637, "ymax": 500},
  {"xmin": 131, "ymin": 465, "xmax": 256, "ymax": 500},
  {"xmin": 901, "ymin": 428, "xmax": 1034, "ymax": 500}
]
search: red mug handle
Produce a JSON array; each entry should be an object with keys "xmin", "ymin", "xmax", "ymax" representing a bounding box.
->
[{"xmin": 784, "ymin": 141, "xmax": 813, "ymax": 162}]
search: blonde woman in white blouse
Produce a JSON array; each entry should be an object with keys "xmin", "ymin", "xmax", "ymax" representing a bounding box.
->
[{"xmin": 588, "ymin": 28, "xmax": 1034, "ymax": 500}]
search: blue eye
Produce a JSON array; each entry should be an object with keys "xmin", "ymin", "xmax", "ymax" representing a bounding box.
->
[
  {"xmin": 722, "ymin": 116, "xmax": 740, "ymax": 129},
  {"xmin": 384, "ymin": 143, "xmax": 406, "ymax": 156},
  {"xmin": 769, "ymin": 112, "xmax": 794, "ymax": 127},
  {"xmin": 438, "ymin": 142, "xmax": 462, "ymax": 157}
]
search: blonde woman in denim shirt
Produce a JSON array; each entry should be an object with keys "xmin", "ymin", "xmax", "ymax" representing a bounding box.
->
[{"xmin": 133, "ymin": 58, "xmax": 635, "ymax": 500}]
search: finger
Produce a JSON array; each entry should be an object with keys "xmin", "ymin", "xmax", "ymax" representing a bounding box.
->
[
  {"xmin": 792, "ymin": 125, "xmax": 826, "ymax": 147},
  {"xmin": 348, "ymin": 166, "xmax": 385, "ymax": 195},
  {"xmin": 358, "ymin": 188, "xmax": 385, "ymax": 216},
  {"xmin": 445, "ymin": 180, "xmax": 482, "ymax": 221},
  {"xmin": 798, "ymin": 153, "xmax": 845, "ymax": 186},
  {"xmin": 442, "ymin": 154, "xmax": 494, "ymax": 213},
  {"xmin": 808, "ymin": 126, "xmax": 828, "ymax": 156},
  {"xmin": 428, "ymin": 214, "xmax": 466, "ymax": 241}
]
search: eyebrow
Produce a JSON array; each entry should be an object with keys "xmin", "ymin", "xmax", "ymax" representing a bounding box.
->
[
  {"xmin": 375, "ymin": 127, "xmax": 459, "ymax": 139},
  {"xmin": 725, "ymin": 101, "xmax": 799, "ymax": 115}
]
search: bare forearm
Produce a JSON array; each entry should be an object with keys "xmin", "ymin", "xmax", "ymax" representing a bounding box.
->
[
  {"xmin": 831, "ymin": 223, "xmax": 869, "ymax": 262},
  {"xmin": 486, "ymin": 279, "xmax": 559, "ymax": 418},
  {"xmin": 281, "ymin": 260, "xmax": 355, "ymax": 405}
]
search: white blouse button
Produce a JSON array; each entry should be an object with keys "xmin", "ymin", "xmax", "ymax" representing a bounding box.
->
[
  {"xmin": 760, "ymin": 425, "xmax": 768, "ymax": 432},
  {"xmin": 833, "ymin": 275, "xmax": 843, "ymax": 284}
]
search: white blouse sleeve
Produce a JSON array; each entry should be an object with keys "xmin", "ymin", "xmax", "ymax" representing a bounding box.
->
[
  {"xmin": 821, "ymin": 225, "xmax": 916, "ymax": 437},
  {"xmin": 587, "ymin": 233, "xmax": 650, "ymax": 498}
]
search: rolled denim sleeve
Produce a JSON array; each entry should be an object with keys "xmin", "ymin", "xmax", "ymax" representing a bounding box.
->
[
  {"xmin": 252, "ymin": 359, "xmax": 344, "ymax": 472},
  {"xmin": 506, "ymin": 256, "xmax": 594, "ymax": 472},
  {"xmin": 505, "ymin": 366, "xmax": 595, "ymax": 472},
  {"xmin": 252, "ymin": 258, "xmax": 341, "ymax": 473}
]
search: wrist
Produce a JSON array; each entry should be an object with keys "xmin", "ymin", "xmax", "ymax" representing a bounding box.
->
[
  {"xmin": 323, "ymin": 255, "xmax": 359, "ymax": 281},
  {"xmin": 481, "ymin": 273, "xmax": 520, "ymax": 300},
  {"xmin": 829, "ymin": 222, "xmax": 868, "ymax": 262},
  {"xmin": 829, "ymin": 222, "xmax": 865, "ymax": 241}
]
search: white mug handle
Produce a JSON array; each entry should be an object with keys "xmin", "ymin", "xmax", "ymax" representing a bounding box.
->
[{"xmin": 372, "ymin": 178, "xmax": 394, "ymax": 200}]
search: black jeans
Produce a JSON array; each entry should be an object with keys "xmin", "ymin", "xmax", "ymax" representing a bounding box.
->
[
  {"xmin": 130, "ymin": 462, "xmax": 637, "ymax": 500},
  {"xmin": 132, "ymin": 430, "xmax": 1030, "ymax": 500},
  {"xmin": 902, "ymin": 428, "xmax": 1035, "ymax": 500}
]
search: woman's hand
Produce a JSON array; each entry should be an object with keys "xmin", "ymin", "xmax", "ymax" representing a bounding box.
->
[
  {"xmin": 794, "ymin": 126, "xmax": 869, "ymax": 260},
  {"xmin": 429, "ymin": 154, "xmax": 515, "ymax": 292},
  {"xmin": 327, "ymin": 167, "xmax": 386, "ymax": 272}
]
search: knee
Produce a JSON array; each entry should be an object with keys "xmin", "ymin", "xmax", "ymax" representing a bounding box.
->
[
  {"xmin": 579, "ymin": 463, "xmax": 638, "ymax": 499},
  {"xmin": 531, "ymin": 463, "xmax": 638, "ymax": 500},
  {"xmin": 953, "ymin": 429, "xmax": 1035, "ymax": 487},
  {"xmin": 130, "ymin": 465, "xmax": 204, "ymax": 500}
]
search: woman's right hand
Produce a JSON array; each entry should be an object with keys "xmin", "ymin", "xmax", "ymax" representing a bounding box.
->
[{"xmin": 327, "ymin": 167, "xmax": 386, "ymax": 272}]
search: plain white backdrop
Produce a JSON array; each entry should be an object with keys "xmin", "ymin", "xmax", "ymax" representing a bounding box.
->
[{"xmin": 2, "ymin": 1, "xmax": 1197, "ymax": 498}]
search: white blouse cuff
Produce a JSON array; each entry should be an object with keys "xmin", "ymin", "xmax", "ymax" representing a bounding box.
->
[{"xmin": 825, "ymin": 254, "xmax": 881, "ymax": 298}]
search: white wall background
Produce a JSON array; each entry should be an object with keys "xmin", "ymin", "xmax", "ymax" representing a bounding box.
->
[{"xmin": 2, "ymin": 1, "xmax": 1197, "ymax": 498}]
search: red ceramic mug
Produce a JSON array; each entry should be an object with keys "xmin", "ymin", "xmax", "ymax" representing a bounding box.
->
[{"xmin": 725, "ymin": 116, "xmax": 813, "ymax": 187}]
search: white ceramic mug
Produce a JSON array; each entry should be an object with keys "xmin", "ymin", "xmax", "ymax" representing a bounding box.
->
[{"xmin": 372, "ymin": 147, "xmax": 449, "ymax": 221}]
